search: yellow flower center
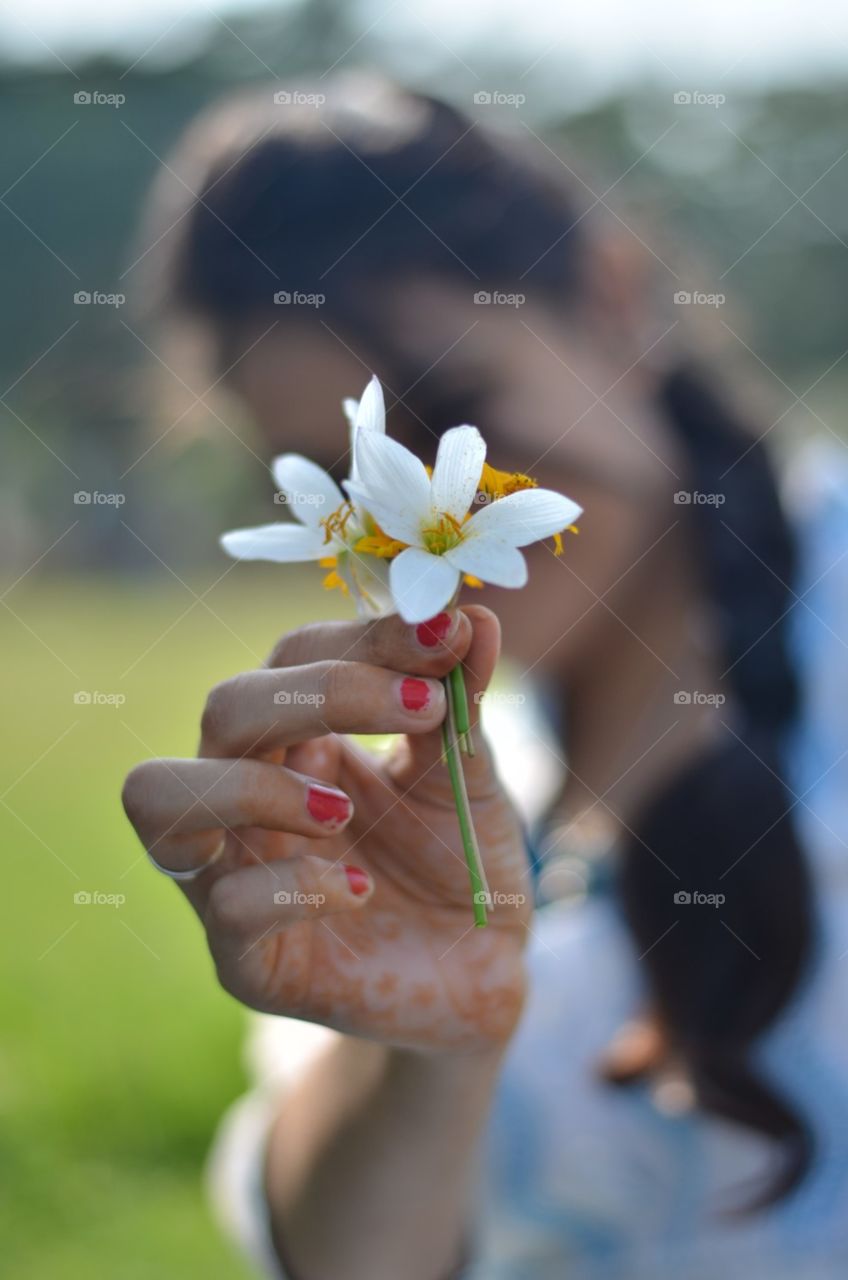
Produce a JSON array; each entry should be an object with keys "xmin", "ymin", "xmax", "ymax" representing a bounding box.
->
[{"xmin": 421, "ymin": 511, "xmax": 464, "ymax": 556}]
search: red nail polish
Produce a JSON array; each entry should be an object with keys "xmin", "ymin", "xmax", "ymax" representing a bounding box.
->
[
  {"xmin": 345, "ymin": 864, "xmax": 370, "ymax": 896},
  {"xmin": 416, "ymin": 612, "xmax": 452, "ymax": 647},
  {"xmin": 307, "ymin": 784, "xmax": 351, "ymax": 827},
  {"xmin": 400, "ymin": 677, "xmax": 431, "ymax": 711}
]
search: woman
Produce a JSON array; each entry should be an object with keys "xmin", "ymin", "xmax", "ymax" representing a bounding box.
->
[{"xmin": 123, "ymin": 77, "xmax": 848, "ymax": 1277}]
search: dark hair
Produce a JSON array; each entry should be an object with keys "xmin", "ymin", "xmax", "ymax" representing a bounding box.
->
[{"xmin": 155, "ymin": 76, "xmax": 814, "ymax": 1204}]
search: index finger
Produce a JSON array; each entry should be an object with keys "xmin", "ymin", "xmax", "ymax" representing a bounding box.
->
[{"xmin": 266, "ymin": 609, "xmax": 474, "ymax": 678}]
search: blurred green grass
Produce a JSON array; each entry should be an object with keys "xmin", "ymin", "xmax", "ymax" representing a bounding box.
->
[{"xmin": 0, "ymin": 568, "xmax": 348, "ymax": 1279}]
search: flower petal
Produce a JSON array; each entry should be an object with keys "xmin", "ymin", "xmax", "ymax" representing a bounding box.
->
[
  {"xmin": 389, "ymin": 547, "xmax": 460, "ymax": 624},
  {"xmin": 353, "ymin": 376, "xmax": 385, "ymax": 435},
  {"xmin": 220, "ymin": 523, "xmax": 326, "ymax": 563},
  {"xmin": 271, "ymin": 455, "xmax": 345, "ymax": 530},
  {"xmin": 345, "ymin": 377, "xmax": 387, "ymax": 480},
  {"xmin": 465, "ymin": 488, "xmax": 583, "ymax": 547},
  {"xmin": 445, "ymin": 538, "xmax": 528, "ymax": 588},
  {"xmin": 430, "ymin": 426, "xmax": 486, "ymax": 521},
  {"xmin": 350, "ymin": 430, "xmax": 431, "ymax": 543}
]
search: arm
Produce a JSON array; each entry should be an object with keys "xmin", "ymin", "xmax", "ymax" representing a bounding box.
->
[
  {"xmin": 266, "ymin": 1037, "xmax": 504, "ymax": 1280},
  {"xmin": 122, "ymin": 607, "xmax": 530, "ymax": 1280}
]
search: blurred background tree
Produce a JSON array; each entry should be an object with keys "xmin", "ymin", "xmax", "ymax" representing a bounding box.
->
[{"xmin": 2, "ymin": 0, "xmax": 847, "ymax": 575}]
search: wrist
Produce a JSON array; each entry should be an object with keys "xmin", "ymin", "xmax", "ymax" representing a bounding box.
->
[{"xmin": 386, "ymin": 1041, "xmax": 507, "ymax": 1094}]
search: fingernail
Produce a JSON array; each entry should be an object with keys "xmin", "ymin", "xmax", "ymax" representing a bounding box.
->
[
  {"xmin": 344, "ymin": 864, "xmax": 371, "ymax": 896},
  {"xmin": 415, "ymin": 612, "xmax": 452, "ymax": 648},
  {"xmin": 307, "ymin": 784, "xmax": 352, "ymax": 827},
  {"xmin": 400, "ymin": 677, "xmax": 431, "ymax": 712}
]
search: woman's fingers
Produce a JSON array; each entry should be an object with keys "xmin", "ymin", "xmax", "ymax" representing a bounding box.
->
[
  {"xmin": 206, "ymin": 856, "xmax": 372, "ymax": 941},
  {"xmin": 266, "ymin": 610, "xmax": 472, "ymax": 676},
  {"xmin": 205, "ymin": 857, "xmax": 372, "ymax": 975},
  {"xmin": 385, "ymin": 606, "xmax": 505, "ymax": 803},
  {"xmin": 122, "ymin": 756, "xmax": 355, "ymax": 877},
  {"xmin": 199, "ymin": 660, "xmax": 448, "ymax": 759},
  {"xmin": 199, "ymin": 608, "xmax": 493, "ymax": 761}
]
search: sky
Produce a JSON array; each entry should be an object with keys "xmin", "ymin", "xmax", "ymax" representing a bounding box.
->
[{"xmin": 3, "ymin": 0, "xmax": 848, "ymax": 94}]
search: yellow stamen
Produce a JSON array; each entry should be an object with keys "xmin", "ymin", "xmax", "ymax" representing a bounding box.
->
[
  {"xmin": 320, "ymin": 500, "xmax": 355, "ymax": 546},
  {"xmin": 421, "ymin": 513, "xmax": 463, "ymax": 555},
  {"xmin": 463, "ymin": 574, "xmax": 484, "ymax": 589},
  {"xmin": 322, "ymin": 569, "xmax": 349, "ymax": 595},
  {"xmin": 479, "ymin": 461, "xmax": 538, "ymax": 500},
  {"xmin": 354, "ymin": 532, "xmax": 408, "ymax": 559},
  {"xmin": 552, "ymin": 524, "xmax": 579, "ymax": 556}
]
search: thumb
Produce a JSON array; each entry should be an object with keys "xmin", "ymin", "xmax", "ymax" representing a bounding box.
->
[{"xmin": 390, "ymin": 605, "xmax": 504, "ymax": 802}]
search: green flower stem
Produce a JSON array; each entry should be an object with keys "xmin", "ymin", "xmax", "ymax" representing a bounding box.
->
[
  {"xmin": 442, "ymin": 673, "xmax": 489, "ymax": 927},
  {"xmin": 447, "ymin": 662, "xmax": 475, "ymax": 757}
]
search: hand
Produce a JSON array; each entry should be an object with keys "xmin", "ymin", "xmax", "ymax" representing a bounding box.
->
[{"xmin": 122, "ymin": 606, "xmax": 530, "ymax": 1052}]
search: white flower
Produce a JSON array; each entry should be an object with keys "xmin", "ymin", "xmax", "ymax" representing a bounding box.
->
[
  {"xmin": 220, "ymin": 377, "xmax": 394, "ymax": 615},
  {"xmin": 345, "ymin": 425, "xmax": 583, "ymax": 624}
]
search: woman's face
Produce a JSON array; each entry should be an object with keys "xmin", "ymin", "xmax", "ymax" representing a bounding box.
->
[{"xmin": 229, "ymin": 277, "xmax": 676, "ymax": 505}]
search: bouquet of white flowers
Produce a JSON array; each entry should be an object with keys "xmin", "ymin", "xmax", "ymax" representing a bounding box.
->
[{"xmin": 222, "ymin": 378, "xmax": 582, "ymax": 925}]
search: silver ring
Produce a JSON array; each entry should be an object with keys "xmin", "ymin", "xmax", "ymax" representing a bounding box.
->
[{"xmin": 147, "ymin": 837, "xmax": 226, "ymax": 883}]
